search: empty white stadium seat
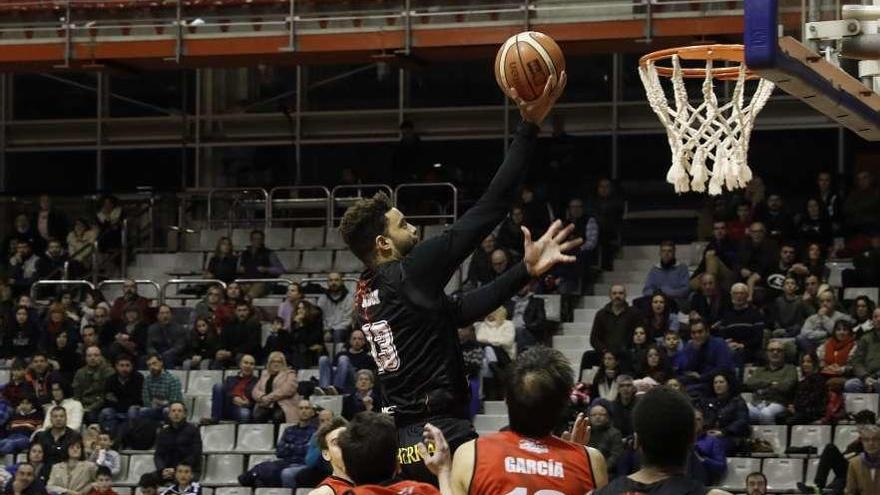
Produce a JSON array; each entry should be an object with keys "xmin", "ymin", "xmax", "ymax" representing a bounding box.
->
[
  {"xmin": 276, "ymin": 251, "xmax": 300, "ymax": 272},
  {"xmin": 298, "ymin": 250, "xmax": 333, "ymax": 273},
  {"xmin": 763, "ymin": 457, "xmax": 803, "ymax": 492},
  {"xmin": 125, "ymin": 455, "xmax": 156, "ymax": 484},
  {"xmin": 215, "ymin": 485, "xmax": 251, "ymax": 495},
  {"xmin": 187, "ymin": 371, "xmax": 224, "ymax": 395},
  {"xmin": 190, "ymin": 396, "xmax": 212, "ymax": 423},
  {"xmin": 255, "ymin": 489, "xmax": 290, "ymax": 495},
  {"xmin": 294, "ymin": 227, "xmax": 325, "ymax": 249},
  {"xmin": 248, "ymin": 454, "xmax": 277, "ymax": 470},
  {"xmin": 167, "ymin": 370, "xmax": 188, "ymax": 393},
  {"xmin": 845, "ymin": 393, "xmax": 879, "ymax": 414},
  {"xmin": 719, "ymin": 457, "xmax": 761, "ymax": 492},
  {"xmin": 265, "ymin": 228, "xmax": 293, "ymax": 250},
  {"xmin": 790, "ymin": 425, "xmax": 831, "ymax": 449},
  {"xmin": 325, "ymin": 229, "xmax": 345, "ymax": 249},
  {"xmin": 473, "ymin": 415, "xmax": 507, "ymax": 432},
  {"xmin": 834, "ymin": 424, "xmax": 860, "ymax": 451},
  {"xmin": 806, "ymin": 457, "xmax": 834, "ymax": 486},
  {"xmin": 333, "ymin": 250, "xmax": 362, "ymax": 273},
  {"xmin": 751, "ymin": 425, "xmax": 788, "ymax": 454},
  {"xmin": 202, "ymin": 454, "xmax": 244, "ymax": 485},
  {"xmin": 114, "ymin": 455, "xmax": 129, "ymax": 481},
  {"xmin": 236, "ymin": 424, "xmax": 275, "ymax": 453},
  {"xmin": 201, "ymin": 424, "xmax": 236, "ymax": 452},
  {"xmin": 312, "ymin": 395, "xmax": 343, "ymax": 417}
]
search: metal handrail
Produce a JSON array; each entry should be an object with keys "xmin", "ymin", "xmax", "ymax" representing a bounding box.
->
[
  {"xmin": 161, "ymin": 278, "xmax": 227, "ymax": 304},
  {"xmin": 268, "ymin": 186, "xmax": 332, "ymax": 228},
  {"xmin": 393, "ymin": 182, "xmax": 458, "ymax": 224},
  {"xmin": 330, "ymin": 184, "xmax": 394, "ymax": 227},
  {"xmin": 30, "ymin": 279, "xmax": 96, "ymax": 304},
  {"xmin": 97, "ymin": 279, "xmax": 162, "ymax": 301},
  {"xmin": 206, "ymin": 187, "xmax": 270, "ymax": 234}
]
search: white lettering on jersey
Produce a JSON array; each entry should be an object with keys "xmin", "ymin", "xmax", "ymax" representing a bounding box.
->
[
  {"xmin": 503, "ymin": 457, "xmax": 565, "ymax": 478},
  {"xmin": 361, "ymin": 289, "xmax": 381, "ymax": 308},
  {"xmin": 518, "ymin": 439, "xmax": 549, "ymax": 454}
]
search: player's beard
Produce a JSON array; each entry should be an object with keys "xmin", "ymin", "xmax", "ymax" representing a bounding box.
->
[{"xmin": 396, "ymin": 236, "xmax": 417, "ymax": 257}]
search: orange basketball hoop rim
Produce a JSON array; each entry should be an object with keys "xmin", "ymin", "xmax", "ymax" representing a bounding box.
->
[{"xmin": 639, "ymin": 44, "xmax": 760, "ymax": 81}]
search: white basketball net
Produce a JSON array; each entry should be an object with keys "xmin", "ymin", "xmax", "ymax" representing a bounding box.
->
[{"xmin": 639, "ymin": 54, "xmax": 775, "ymax": 195}]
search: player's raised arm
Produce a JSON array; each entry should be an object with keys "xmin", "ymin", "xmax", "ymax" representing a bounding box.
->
[{"xmin": 402, "ymin": 72, "xmax": 567, "ymax": 301}]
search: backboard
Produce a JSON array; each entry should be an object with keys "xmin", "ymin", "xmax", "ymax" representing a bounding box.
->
[{"xmin": 744, "ymin": 0, "xmax": 880, "ymax": 140}]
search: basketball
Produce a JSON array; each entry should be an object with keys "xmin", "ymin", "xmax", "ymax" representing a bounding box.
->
[{"xmin": 495, "ymin": 31, "xmax": 565, "ymax": 102}]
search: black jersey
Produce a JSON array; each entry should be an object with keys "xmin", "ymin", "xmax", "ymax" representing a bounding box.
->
[
  {"xmin": 353, "ymin": 121, "xmax": 539, "ymax": 427},
  {"xmin": 594, "ymin": 475, "xmax": 708, "ymax": 495}
]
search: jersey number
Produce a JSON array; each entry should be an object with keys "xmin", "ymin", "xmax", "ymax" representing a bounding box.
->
[
  {"xmin": 361, "ymin": 320, "xmax": 400, "ymax": 374},
  {"xmin": 504, "ymin": 489, "xmax": 565, "ymax": 495}
]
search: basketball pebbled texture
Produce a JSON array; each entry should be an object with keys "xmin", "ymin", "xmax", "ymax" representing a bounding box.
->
[{"xmin": 495, "ymin": 31, "xmax": 565, "ymax": 102}]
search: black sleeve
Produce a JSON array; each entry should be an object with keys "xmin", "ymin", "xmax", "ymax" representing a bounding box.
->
[
  {"xmin": 401, "ymin": 122, "xmax": 539, "ymax": 304},
  {"xmin": 450, "ymin": 262, "xmax": 531, "ymax": 327}
]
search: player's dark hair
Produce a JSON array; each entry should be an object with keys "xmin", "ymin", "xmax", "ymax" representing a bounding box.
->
[
  {"xmin": 505, "ymin": 346, "xmax": 574, "ymax": 438},
  {"xmin": 339, "ymin": 192, "xmax": 392, "ymax": 266},
  {"xmin": 339, "ymin": 412, "xmax": 397, "ymax": 484},
  {"xmin": 632, "ymin": 387, "xmax": 695, "ymax": 469},
  {"xmin": 316, "ymin": 417, "xmax": 348, "ymax": 452}
]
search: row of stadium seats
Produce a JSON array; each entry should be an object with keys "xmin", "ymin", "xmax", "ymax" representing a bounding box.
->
[{"xmin": 721, "ymin": 456, "xmax": 830, "ymax": 492}]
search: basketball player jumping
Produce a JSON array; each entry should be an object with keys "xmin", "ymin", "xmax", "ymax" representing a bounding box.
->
[{"xmin": 340, "ymin": 71, "xmax": 573, "ymax": 482}]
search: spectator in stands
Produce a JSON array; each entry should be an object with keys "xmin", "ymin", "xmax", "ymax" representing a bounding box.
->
[
  {"xmin": 474, "ymin": 306, "xmax": 516, "ymax": 361},
  {"xmin": 66, "ymin": 219, "xmax": 96, "ymax": 270},
  {"xmin": 147, "ymin": 305, "xmax": 186, "ymax": 368},
  {"xmin": 588, "ymin": 285, "xmax": 645, "ymax": 366},
  {"xmin": 307, "ymin": 418, "xmax": 352, "ymax": 495},
  {"xmin": 26, "ymin": 353, "xmax": 61, "ymax": 407},
  {"xmin": 852, "ymin": 295, "xmax": 876, "ymax": 337},
  {"xmin": 316, "ymin": 272, "xmax": 354, "ymax": 347},
  {"xmin": 9, "ymin": 241, "xmax": 40, "ymax": 297},
  {"xmin": 700, "ymin": 371, "xmax": 749, "ymax": 455},
  {"xmin": 41, "ymin": 382, "xmax": 82, "ymax": 432},
  {"xmin": 154, "ymin": 402, "xmax": 202, "ymax": 482},
  {"xmin": 109, "ymin": 280, "xmax": 154, "ymax": 325},
  {"xmin": 802, "ymin": 274, "xmax": 826, "ymax": 312},
  {"xmin": 845, "ymin": 425, "xmax": 880, "ymax": 495},
  {"xmin": 611, "ymin": 375, "xmax": 638, "ymax": 438},
  {"xmin": 504, "ymin": 281, "xmax": 547, "ymax": 352},
  {"xmin": 214, "ymin": 303, "xmax": 262, "ymax": 370},
  {"xmin": 590, "ymin": 178, "xmax": 624, "ymax": 271},
  {"xmin": 203, "ymin": 237, "xmax": 236, "ymax": 285},
  {"xmin": 99, "ymin": 354, "xmax": 144, "ymax": 435},
  {"xmin": 277, "ymin": 283, "xmax": 303, "ymax": 331},
  {"xmin": 79, "ymin": 327, "xmax": 101, "ymax": 362},
  {"xmin": 87, "ymin": 433, "xmax": 119, "ymax": 478},
  {"xmin": 636, "ymin": 346, "xmax": 672, "ymax": 385},
  {"xmin": 20, "ymin": 442, "xmax": 51, "ymax": 488},
  {"xmin": 689, "ymin": 273, "xmax": 729, "ymax": 329},
  {"xmin": 464, "ymin": 235, "xmax": 497, "ymax": 290},
  {"xmin": 689, "ymin": 408, "xmax": 727, "ymax": 487},
  {"xmin": 78, "ymin": 291, "xmax": 103, "ymax": 332},
  {"xmin": 641, "ymin": 241, "xmax": 689, "ymax": 301},
  {"xmin": 36, "ymin": 239, "xmax": 78, "ymax": 281},
  {"xmin": 138, "ymin": 473, "xmax": 160, "ymax": 495},
  {"xmin": 744, "ymin": 472, "xmax": 767, "ymax": 495},
  {"xmin": 677, "ymin": 319, "xmax": 734, "ymax": 393},
  {"xmin": 4, "ymin": 306, "xmax": 38, "ymax": 362},
  {"xmin": 640, "ymin": 291, "xmax": 678, "ymax": 342},
  {"xmin": 0, "ymin": 396, "xmax": 43, "ymax": 455},
  {"xmin": 691, "ymin": 221, "xmax": 738, "ymax": 292},
  {"xmin": 797, "ymin": 198, "xmax": 833, "ymax": 249},
  {"xmin": 191, "ymin": 286, "xmax": 226, "ymax": 330},
  {"xmin": 32, "ymin": 195, "xmax": 67, "ymax": 249},
  {"xmin": 662, "ymin": 327, "xmax": 683, "ymax": 371},
  {"xmin": 755, "ymin": 193, "xmax": 795, "ymax": 241},
  {"xmin": 627, "ymin": 328, "xmax": 651, "ymax": 374},
  {"xmin": 519, "ymin": 185, "xmax": 553, "ymax": 238},
  {"xmin": 3, "ymin": 214, "xmax": 39, "ymax": 268},
  {"xmin": 769, "ymin": 276, "xmax": 814, "ymax": 339},
  {"xmin": 744, "ymin": 340, "xmax": 797, "ymax": 424},
  {"xmin": 556, "ymin": 197, "xmax": 598, "ymax": 294},
  {"xmin": 107, "ymin": 306, "xmax": 148, "ymax": 364},
  {"xmin": 587, "ymin": 398, "xmax": 623, "ymax": 474},
  {"xmin": 40, "ymin": 303, "xmax": 77, "ymax": 357},
  {"xmin": 253, "ymin": 351, "xmax": 300, "ymax": 424},
  {"xmin": 843, "ymin": 170, "xmax": 880, "ymax": 236},
  {"xmin": 736, "ymin": 222, "xmax": 778, "ymax": 297},
  {"xmin": 820, "ymin": 320, "xmax": 857, "ymax": 387},
  {"xmin": 95, "ymin": 196, "xmax": 123, "ymax": 252},
  {"xmin": 237, "ymin": 230, "xmax": 284, "ymax": 299},
  {"xmin": 764, "ymin": 242, "xmax": 810, "ymax": 301},
  {"xmin": 592, "ymin": 352, "xmax": 622, "ymax": 401},
  {"xmin": 8, "ymin": 461, "xmax": 48, "ymax": 495},
  {"xmin": 318, "ymin": 329, "xmax": 374, "ymax": 395},
  {"xmin": 489, "ymin": 249, "xmax": 511, "ymax": 280},
  {"xmin": 495, "ymin": 206, "xmax": 525, "ymax": 261},
  {"xmin": 800, "ymin": 411, "xmax": 877, "ymax": 494},
  {"xmin": 341, "ymin": 370, "xmax": 379, "ymax": 421},
  {"xmin": 87, "ymin": 466, "xmax": 117, "ymax": 495},
  {"xmin": 139, "ymin": 354, "xmax": 184, "ymax": 421},
  {"xmin": 262, "ymin": 317, "xmax": 292, "ymax": 366},
  {"xmin": 3, "ymin": 360, "xmax": 35, "ymax": 407},
  {"xmin": 241, "ymin": 400, "xmax": 316, "ymax": 488},
  {"xmin": 815, "ymin": 171, "xmax": 843, "ymax": 234},
  {"xmin": 203, "ymin": 354, "xmax": 256, "ymax": 424},
  {"xmin": 799, "ymin": 291, "xmax": 853, "ymax": 353},
  {"xmin": 727, "ymin": 203, "xmax": 753, "ymax": 243},
  {"xmin": 72, "ymin": 346, "xmax": 113, "ymax": 425},
  {"xmin": 46, "ymin": 436, "xmax": 96, "ymax": 495},
  {"xmin": 718, "ymin": 283, "xmax": 764, "ymax": 365},
  {"xmin": 845, "ymin": 308, "xmax": 880, "ymax": 393},
  {"xmin": 33, "ymin": 406, "xmax": 76, "ymax": 467},
  {"xmin": 848, "ymin": 229, "xmax": 880, "ymax": 287},
  {"xmin": 160, "ymin": 463, "xmax": 199, "ymax": 495},
  {"xmin": 181, "ymin": 317, "xmax": 217, "ymax": 371},
  {"xmin": 290, "ymin": 301, "xmax": 324, "ymax": 369},
  {"xmin": 787, "ymin": 352, "xmax": 826, "ymax": 425}
]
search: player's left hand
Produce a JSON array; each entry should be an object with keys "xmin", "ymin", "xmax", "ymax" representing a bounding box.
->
[
  {"xmin": 418, "ymin": 423, "xmax": 451, "ymax": 476},
  {"xmin": 522, "ymin": 220, "xmax": 582, "ymax": 277},
  {"xmin": 570, "ymin": 412, "xmax": 591, "ymax": 445}
]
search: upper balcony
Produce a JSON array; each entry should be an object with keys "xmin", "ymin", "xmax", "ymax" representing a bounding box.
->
[{"xmin": 0, "ymin": 0, "xmax": 823, "ymax": 71}]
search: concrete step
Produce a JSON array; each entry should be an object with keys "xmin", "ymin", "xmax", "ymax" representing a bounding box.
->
[
  {"xmin": 483, "ymin": 401, "xmax": 507, "ymax": 415},
  {"xmin": 598, "ymin": 271, "xmax": 646, "ymax": 284},
  {"xmin": 473, "ymin": 414, "xmax": 507, "ymax": 432},
  {"xmin": 573, "ymin": 308, "xmax": 599, "ymax": 322},
  {"xmin": 574, "ymin": 296, "xmax": 609, "ymax": 309},
  {"xmin": 561, "ymin": 349, "xmax": 585, "ymax": 369},
  {"xmin": 561, "ymin": 321, "xmax": 590, "ymax": 333},
  {"xmin": 553, "ymin": 335, "xmax": 589, "ymax": 350}
]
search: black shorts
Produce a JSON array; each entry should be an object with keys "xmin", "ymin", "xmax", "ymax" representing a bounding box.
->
[{"xmin": 397, "ymin": 416, "xmax": 477, "ymax": 484}]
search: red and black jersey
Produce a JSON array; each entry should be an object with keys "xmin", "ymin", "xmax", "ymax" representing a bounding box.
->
[
  {"xmin": 318, "ymin": 475, "xmax": 355, "ymax": 494},
  {"xmin": 470, "ymin": 431, "xmax": 596, "ymax": 495},
  {"xmin": 341, "ymin": 480, "xmax": 439, "ymax": 495}
]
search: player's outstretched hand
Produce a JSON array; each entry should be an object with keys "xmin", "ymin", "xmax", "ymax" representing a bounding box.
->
[
  {"xmin": 570, "ymin": 412, "xmax": 591, "ymax": 445},
  {"xmin": 510, "ymin": 70, "xmax": 567, "ymax": 126},
  {"xmin": 418, "ymin": 423, "xmax": 451, "ymax": 477},
  {"xmin": 522, "ymin": 219, "xmax": 582, "ymax": 278}
]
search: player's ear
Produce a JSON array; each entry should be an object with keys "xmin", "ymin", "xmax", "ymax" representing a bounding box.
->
[
  {"xmin": 321, "ymin": 450, "xmax": 330, "ymax": 462},
  {"xmin": 375, "ymin": 235, "xmax": 394, "ymax": 256}
]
